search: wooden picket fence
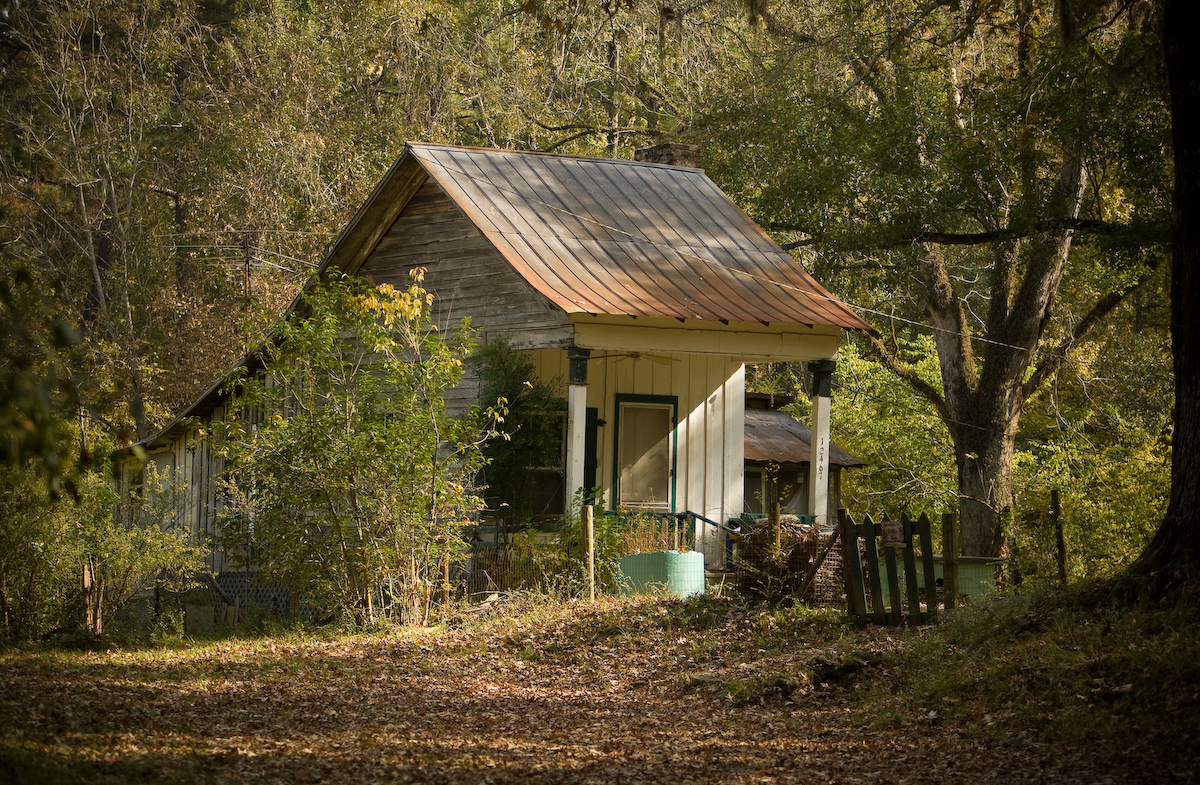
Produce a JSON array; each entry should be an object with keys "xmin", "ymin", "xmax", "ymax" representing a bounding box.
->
[{"xmin": 840, "ymin": 510, "xmax": 959, "ymax": 627}]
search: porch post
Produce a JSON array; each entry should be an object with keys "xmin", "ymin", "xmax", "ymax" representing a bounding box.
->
[
  {"xmin": 566, "ymin": 348, "xmax": 591, "ymax": 506},
  {"xmin": 807, "ymin": 359, "xmax": 836, "ymax": 527}
]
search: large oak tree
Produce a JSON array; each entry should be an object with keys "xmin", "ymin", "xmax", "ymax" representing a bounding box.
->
[
  {"xmin": 701, "ymin": 0, "xmax": 1170, "ymax": 556},
  {"xmin": 1131, "ymin": 0, "xmax": 1200, "ymax": 590}
]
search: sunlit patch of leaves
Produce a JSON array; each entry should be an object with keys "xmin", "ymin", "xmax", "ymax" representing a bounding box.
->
[{"xmin": 2, "ymin": 591, "xmax": 1197, "ymax": 783}]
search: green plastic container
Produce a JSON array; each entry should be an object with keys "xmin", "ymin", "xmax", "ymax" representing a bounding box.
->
[
  {"xmin": 874, "ymin": 555, "xmax": 1001, "ymax": 606},
  {"xmin": 616, "ymin": 551, "xmax": 706, "ymax": 598}
]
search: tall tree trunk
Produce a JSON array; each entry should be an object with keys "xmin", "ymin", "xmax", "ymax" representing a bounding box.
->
[
  {"xmin": 953, "ymin": 403, "xmax": 1020, "ymax": 557},
  {"xmin": 915, "ymin": 156, "xmax": 1085, "ymax": 559},
  {"xmin": 1129, "ymin": 0, "xmax": 1200, "ymax": 589}
]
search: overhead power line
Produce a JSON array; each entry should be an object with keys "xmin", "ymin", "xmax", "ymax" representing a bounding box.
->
[{"xmin": 431, "ymin": 160, "xmax": 1032, "ymax": 354}]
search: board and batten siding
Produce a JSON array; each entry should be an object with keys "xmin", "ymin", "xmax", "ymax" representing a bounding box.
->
[
  {"xmin": 527, "ymin": 349, "xmax": 744, "ymax": 565},
  {"xmin": 116, "ymin": 403, "xmax": 241, "ymax": 574},
  {"xmin": 357, "ymin": 180, "xmax": 573, "ymax": 416}
]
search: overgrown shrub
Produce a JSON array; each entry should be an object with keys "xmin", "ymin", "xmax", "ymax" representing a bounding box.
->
[
  {"xmin": 471, "ymin": 336, "xmax": 566, "ymax": 536},
  {"xmin": 217, "ymin": 273, "xmax": 483, "ymax": 627},
  {"xmin": 0, "ymin": 464, "xmax": 82, "ymax": 643},
  {"xmin": 0, "ymin": 463, "xmax": 206, "ymax": 643}
]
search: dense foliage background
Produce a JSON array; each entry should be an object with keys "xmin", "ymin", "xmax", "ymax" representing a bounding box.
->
[{"xmin": 0, "ymin": 0, "xmax": 1174, "ymax": 637}]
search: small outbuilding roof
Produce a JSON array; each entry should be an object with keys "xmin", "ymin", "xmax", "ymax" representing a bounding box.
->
[{"xmin": 744, "ymin": 393, "xmax": 864, "ymax": 468}]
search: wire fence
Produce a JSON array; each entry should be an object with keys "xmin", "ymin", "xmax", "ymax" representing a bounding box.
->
[{"xmin": 733, "ymin": 515, "xmax": 845, "ymax": 606}]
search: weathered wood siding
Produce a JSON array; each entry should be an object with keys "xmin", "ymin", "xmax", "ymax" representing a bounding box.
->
[
  {"xmin": 115, "ymin": 401, "xmax": 256, "ymax": 574},
  {"xmin": 527, "ymin": 349, "xmax": 744, "ymax": 565},
  {"xmin": 358, "ymin": 181, "xmax": 573, "ymax": 415}
]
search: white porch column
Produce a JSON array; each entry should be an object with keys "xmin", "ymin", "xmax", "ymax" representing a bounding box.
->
[
  {"xmin": 565, "ymin": 348, "xmax": 590, "ymax": 505},
  {"xmin": 807, "ymin": 359, "xmax": 836, "ymax": 528}
]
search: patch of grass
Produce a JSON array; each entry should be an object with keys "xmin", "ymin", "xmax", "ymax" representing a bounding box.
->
[
  {"xmin": 846, "ymin": 586, "xmax": 1200, "ymax": 764},
  {"xmin": 0, "ymin": 740, "xmax": 86, "ymax": 785}
]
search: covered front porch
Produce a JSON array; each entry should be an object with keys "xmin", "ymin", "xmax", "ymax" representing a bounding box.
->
[{"xmin": 517, "ymin": 315, "xmax": 845, "ymax": 569}]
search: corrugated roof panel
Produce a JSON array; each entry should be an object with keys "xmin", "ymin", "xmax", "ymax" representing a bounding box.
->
[
  {"xmin": 493, "ymin": 156, "xmax": 595, "ymax": 241},
  {"xmin": 686, "ymin": 245, "xmax": 796, "ymax": 323},
  {"xmin": 693, "ymin": 175, "xmax": 783, "ymax": 254},
  {"xmin": 612, "ymin": 241, "xmax": 720, "ymax": 321},
  {"xmin": 585, "ymin": 240, "xmax": 695, "ymax": 321},
  {"xmin": 554, "ymin": 162, "xmax": 644, "ymax": 245},
  {"xmin": 639, "ymin": 165, "xmax": 749, "ymax": 257},
  {"xmin": 472, "ymin": 153, "xmax": 593, "ymax": 243},
  {"xmin": 676, "ymin": 244, "xmax": 793, "ymax": 323},
  {"xmin": 498, "ymin": 233, "xmax": 616, "ymax": 313},
  {"xmin": 745, "ymin": 409, "xmax": 864, "ymax": 467},
  {"xmin": 730, "ymin": 247, "xmax": 848, "ymax": 325},
  {"xmin": 585, "ymin": 163, "xmax": 680, "ymax": 247},
  {"xmin": 407, "ymin": 143, "xmax": 870, "ymax": 330},
  {"xmin": 546, "ymin": 235, "xmax": 656, "ymax": 315}
]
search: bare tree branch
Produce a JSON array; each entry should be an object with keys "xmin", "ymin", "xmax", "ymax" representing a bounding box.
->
[
  {"xmin": 862, "ymin": 330, "xmax": 949, "ymax": 421},
  {"xmin": 1021, "ymin": 274, "xmax": 1152, "ymax": 400},
  {"xmin": 774, "ymin": 217, "xmax": 1160, "ymax": 252},
  {"xmin": 916, "ymin": 242, "xmax": 975, "ymax": 408}
]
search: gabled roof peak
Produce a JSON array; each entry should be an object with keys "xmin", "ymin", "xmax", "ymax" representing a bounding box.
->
[{"xmin": 406, "ymin": 141, "xmax": 701, "ymax": 172}]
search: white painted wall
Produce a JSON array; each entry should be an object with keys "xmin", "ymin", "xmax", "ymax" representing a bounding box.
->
[{"xmin": 527, "ymin": 349, "xmax": 744, "ymax": 567}]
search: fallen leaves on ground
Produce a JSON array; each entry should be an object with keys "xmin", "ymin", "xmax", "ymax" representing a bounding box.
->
[{"xmin": 0, "ymin": 595, "xmax": 1194, "ymax": 784}]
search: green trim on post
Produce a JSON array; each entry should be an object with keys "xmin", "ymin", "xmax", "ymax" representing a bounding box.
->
[
  {"xmin": 611, "ymin": 393, "xmax": 678, "ymax": 513},
  {"xmin": 567, "ymin": 347, "xmax": 591, "ymax": 385},
  {"xmin": 584, "ymin": 407, "xmax": 599, "ymax": 497}
]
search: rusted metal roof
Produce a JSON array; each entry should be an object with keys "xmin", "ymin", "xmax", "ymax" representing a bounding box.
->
[
  {"xmin": 406, "ymin": 143, "xmax": 869, "ymax": 330},
  {"xmin": 744, "ymin": 408, "xmax": 864, "ymax": 468}
]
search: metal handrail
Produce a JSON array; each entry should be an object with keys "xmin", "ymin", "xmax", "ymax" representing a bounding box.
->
[{"xmin": 675, "ymin": 510, "xmax": 742, "ymax": 534}]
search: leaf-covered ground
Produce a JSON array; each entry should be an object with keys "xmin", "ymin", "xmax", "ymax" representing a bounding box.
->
[{"xmin": 1, "ymin": 594, "xmax": 1197, "ymax": 784}]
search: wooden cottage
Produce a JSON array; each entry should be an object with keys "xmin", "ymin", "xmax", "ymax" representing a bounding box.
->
[{"xmin": 116, "ymin": 143, "xmax": 869, "ymax": 569}]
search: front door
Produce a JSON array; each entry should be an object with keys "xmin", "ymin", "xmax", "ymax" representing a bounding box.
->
[{"xmin": 613, "ymin": 395, "xmax": 677, "ymax": 511}]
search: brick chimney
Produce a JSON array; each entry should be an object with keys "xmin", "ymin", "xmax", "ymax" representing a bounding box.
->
[{"xmin": 633, "ymin": 142, "xmax": 700, "ymax": 168}]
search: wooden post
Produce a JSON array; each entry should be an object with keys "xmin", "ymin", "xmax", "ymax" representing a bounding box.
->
[
  {"xmin": 566, "ymin": 348, "xmax": 590, "ymax": 508},
  {"xmin": 442, "ymin": 554, "xmax": 451, "ymax": 607},
  {"xmin": 770, "ymin": 500, "xmax": 782, "ymax": 556},
  {"xmin": 584, "ymin": 504, "xmax": 595, "ymax": 602},
  {"xmin": 807, "ymin": 360, "xmax": 836, "ymax": 527},
  {"xmin": 942, "ymin": 512, "xmax": 958, "ymax": 610},
  {"xmin": 767, "ymin": 461, "xmax": 781, "ymax": 555},
  {"xmin": 1051, "ymin": 489, "xmax": 1067, "ymax": 586}
]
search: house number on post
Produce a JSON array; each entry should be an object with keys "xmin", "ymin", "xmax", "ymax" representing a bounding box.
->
[{"xmin": 881, "ymin": 520, "xmax": 905, "ymax": 549}]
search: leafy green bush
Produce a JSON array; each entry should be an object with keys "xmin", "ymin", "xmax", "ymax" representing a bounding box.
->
[
  {"xmin": 471, "ymin": 336, "xmax": 566, "ymax": 535},
  {"xmin": 0, "ymin": 465, "xmax": 83, "ymax": 643},
  {"xmin": 0, "ymin": 462, "xmax": 206, "ymax": 644},
  {"xmin": 217, "ymin": 273, "xmax": 482, "ymax": 627},
  {"xmin": 81, "ymin": 466, "xmax": 206, "ymax": 637}
]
